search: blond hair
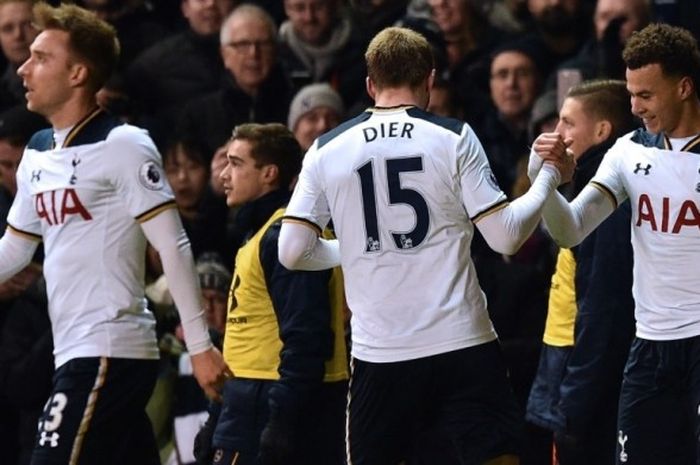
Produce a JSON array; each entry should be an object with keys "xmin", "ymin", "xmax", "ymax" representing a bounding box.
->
[{"xmin": 365, "ymin": 27, "xmax": 433, "ymax": 90}]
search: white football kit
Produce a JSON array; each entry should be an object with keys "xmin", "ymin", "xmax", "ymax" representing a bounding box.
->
[
  {"xmin": 285, "ymin": 106, "xmax": 510, "ymax": 363},
  {"xmin": 7, "ymin": 109, "xmax": 175, "ymax": 367},
  {"xmin": 591, "ymin": 130, "xmax": 700, "ymax": 340}
]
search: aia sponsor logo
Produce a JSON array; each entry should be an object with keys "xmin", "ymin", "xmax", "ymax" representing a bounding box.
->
[
  {"xmin": 35, "ymin": 188, "xmax": 92, "ymax": 225},
  {"xmin": 636, "ymin": 194, "xmax": 700, "ymax": 233}
]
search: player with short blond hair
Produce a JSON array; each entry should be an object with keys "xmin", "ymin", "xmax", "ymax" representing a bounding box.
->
[{"xmin": 279, "ymin": 26, "xmax": 574, "ymax": 465}]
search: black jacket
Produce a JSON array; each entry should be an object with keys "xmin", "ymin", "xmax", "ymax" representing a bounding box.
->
[
  {"xmin": 125, "ymin": 29, "xmax": 225, "ymax": 142},
  {"xmin": 277, "ymin": 22, "xmax": 368, "ymax": 109},
  {"xmin": 235, "ymin": 189, "xmax": 336, "ymax": 424},
  {"xmin": 559, "ymin": 141, "xmax": 635, "ymax": 434},
  {"xmin": 178, "ymin": 70, "xmax": 292, "ymax": 161}
]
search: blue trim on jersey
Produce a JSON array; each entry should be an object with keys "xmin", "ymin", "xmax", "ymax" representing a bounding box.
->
[
  {"xmin": 628, "ymin": 128, "xmax": 700, "ymax": 154},
  {"xmin": 406, "ymin": 107, "xmax": 465, "ymax": 135},
  {"xmin": 630, "ymin": 128, "xmax": 665, "ymax": 150},
  {"xmin": 25, "ymin": 111, "xmax": 122, "ymax": 151},
  {"xmin": 27, "ymin": 129, "xmax": 54, "ymax": 151},
  {"xmin": 317, "ymin": 111, "xmax": 372, "ymax": 149},
  {"xmin": 66, "ymin": 111, "xmax": 122, "ymax": 147}
]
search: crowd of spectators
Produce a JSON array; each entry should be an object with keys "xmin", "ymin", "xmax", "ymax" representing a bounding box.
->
[{"xmin": 0, "ymin": 0, "xmax": 699, "ymax": 464}]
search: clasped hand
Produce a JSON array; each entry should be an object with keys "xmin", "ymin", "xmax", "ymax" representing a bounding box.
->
[{"xmin": 528, "ymin": 132, "xmax": 576, "ymax": 185}]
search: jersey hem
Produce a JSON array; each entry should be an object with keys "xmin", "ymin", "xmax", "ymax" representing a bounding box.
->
[
  {"xmin": 54, "ymin": 347, "xmax": 160, "ymax": 369},
  {"xmin": 351, "ymin": 332, "xmax": 498, "ymax": 363}
]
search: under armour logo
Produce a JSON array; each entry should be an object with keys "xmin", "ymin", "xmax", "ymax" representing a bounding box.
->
[
  {"xmin": 31, "ymin": 170, "xmax": 41, "ymax": 182},
  {"xmin": 618, "ymin": 430, "xmax": 628, "ymax": 463},
  {"xmin": 69, "ymin": 154, "xmax": 81, "ymax": 185},
  {"xmin": 39, "ymin": 431, "xmax": 59, "ymax": 448},
  {"xmin": 634, "ymin": 163, "xmax": 651, "ymax": 175}
]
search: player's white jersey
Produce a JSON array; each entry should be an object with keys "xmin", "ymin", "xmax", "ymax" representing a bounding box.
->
[
  {"xmin": 591, "ymin": 129, "xmax": 700, "ymax": 340},
  {"xmin": 7, "ymin": 109, "xmax": 174, "ymax": 367},
  {"xmin": 286, "ymin": 106, "xmax": 506, "ymax": 362}
]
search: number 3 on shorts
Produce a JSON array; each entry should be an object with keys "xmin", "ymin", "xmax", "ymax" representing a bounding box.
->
[{"xmin": 38, "ymin": 393, "xmax": 68, "ymax": 432}]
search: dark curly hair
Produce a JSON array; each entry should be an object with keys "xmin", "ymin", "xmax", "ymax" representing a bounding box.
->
[{"xmin": 623, "ymin": 23, "xmax": 700, "ymax": 96}]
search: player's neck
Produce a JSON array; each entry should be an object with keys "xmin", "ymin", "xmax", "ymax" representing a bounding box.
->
[
  {"xmin": 666, "ymin": 100, "xmax": 700, "ymax": 138},
  {"xmin": 373, "ymin": 87, "xmax": 427, "ymax": 109},
  {"xmin": 48, "ymin": 96, "xmax": 100, "ymax": 131}
]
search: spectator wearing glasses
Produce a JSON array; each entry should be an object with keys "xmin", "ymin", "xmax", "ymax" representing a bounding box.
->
[
  {"xmin": 473, "ymin": 39, "xmax": 544, "ymax": 197},
  {"xmin": 178, "ymin": 3, "xmax": 293, "ymax": 162}
]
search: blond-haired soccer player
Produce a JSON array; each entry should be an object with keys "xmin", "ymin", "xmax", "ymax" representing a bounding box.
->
[
  {"xmin": 279, "ymin": 26, "xmax": 573, "ymax": 465},
  {"xmin": 0, "ymin": 4, "xmax": 230, "ymax": 464}
]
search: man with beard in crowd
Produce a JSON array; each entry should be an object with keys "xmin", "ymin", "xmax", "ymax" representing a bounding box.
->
[{"xmin": 523, "ymin": 0, "xmax": 592, "ymax": 82}]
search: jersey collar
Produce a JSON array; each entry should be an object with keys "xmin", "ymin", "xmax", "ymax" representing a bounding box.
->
[{"xmin": 55, "ymin": 107, "xmax": 104, "ymax": 149}]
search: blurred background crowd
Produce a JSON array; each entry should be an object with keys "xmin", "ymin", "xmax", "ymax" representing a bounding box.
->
[{"xmin": 0, "ymin": 0, "xmax": 698, "ymax": 464}]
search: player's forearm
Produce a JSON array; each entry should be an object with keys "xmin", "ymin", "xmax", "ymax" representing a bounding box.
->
[
  {"xmin": 542, "ymin": 185, "xmax": 613, "ymax": 248},
  {"xmin": 278, "ymin": 221, "xmax": 340, "ymax": 270},
  {"xmin": 0, "ymin": 230, "xmax": 38, "ymax": 284},
  {"xmin": 141, "ymin": 210, "xmax": 212, "ymax": 354},
  {"xmin": 477, "ymin": 165, "xmax": 560, "ymax": 255}
]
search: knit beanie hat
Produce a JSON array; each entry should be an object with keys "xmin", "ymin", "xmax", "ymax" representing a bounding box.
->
[
  {"xmin": 196, "ymin": 254, "xmax": 232, "ymax": 294},
  {"xmin": 288, "ymin": 83, "xmax": 344, "ymax": 130}
]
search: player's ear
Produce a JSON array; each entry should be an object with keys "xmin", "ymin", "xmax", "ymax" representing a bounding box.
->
[
  {"xmin": 595, "ymin": 120, "xmax": 612, "ymax": 143},
  {"xmin": 261, "ymin": 163, "xmax": 279, "ymax": 186},
  {"xmin": 679, "ymin": 76, "xmax": 695, "ymax": 100},
  {"xmin": 69, "ymin": 63, "xmax": 89, "ymax": 88},
  {"xmin": 427, "ymin": 69, "xmax": 436, "ymax": 93},
  {"xmin": 366, "ymin": 77, "xmax": 376, "ymax": 101}
]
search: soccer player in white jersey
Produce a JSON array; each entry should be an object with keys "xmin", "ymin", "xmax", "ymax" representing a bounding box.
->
[
  {"xmin": 0, "ymin": 4, "xmax": 231, "ymax": 465},
  {"xmin": 278, "ymin": 26, "xmax": 573, "ymax": 465},
  {"xmin": 528, "ymin": 23, "xmax": 700, "ymax": 465}
]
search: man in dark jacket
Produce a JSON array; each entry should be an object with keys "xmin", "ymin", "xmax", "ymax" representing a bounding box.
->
[
  {"xmin": 124, "ymin": 0, "xmax": 234, "ymax": 145},
  {"xmin": 526, "ymin": 79, "xmax": 638, "ymax": 465},
  {"xmin": 277, "ymin": 0, "xmax": 368, "ymax": 109},
  {"xmin": 209, "ymin": 123, "xmax": 348, "ymax": 465},
  {"xmin": 178, "ymin": 4, "xmax": 293, "ymax": 162}
]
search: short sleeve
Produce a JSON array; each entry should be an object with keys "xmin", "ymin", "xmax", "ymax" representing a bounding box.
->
[
  {"xmin": 286, "ymin": 143, "xmax": 331, "ymax": 230},
  {"xmin": 106, "ymin": 125, "xmax": 175, "ymax": 222},
  {"xmin": 458, "ymin": 127, "xmax": 508, "ymax": 220},
  {"xmin": 7, "ymin": 153, "xmax": 41, "ymax": 240}
]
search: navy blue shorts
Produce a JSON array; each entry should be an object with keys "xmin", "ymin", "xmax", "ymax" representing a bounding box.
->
[
  {"xmin": 212, "ymin": 378, "xmax": 347, "ymax": 465},
  {"xmin": 616, "ymin": 336, "xmax": 700, "ymax": 465},
  {"xmin": 30, "ymin": 357, "xmax": 159, "ymax": 465},
  {"xmin": 347, "ymin": 341, "xmax": 523, "ymax": 465}
]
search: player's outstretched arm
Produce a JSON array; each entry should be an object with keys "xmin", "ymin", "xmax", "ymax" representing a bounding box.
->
[
  {"xmin": 140, "ymin": 208, "xmax": 233, "ymax": 400},
  {"xmin": 527, "ymin": 132, "xmax": 616, "ymax": 247},
  {"xmin": 476, "ymin": 164, "xmax": 564, "ymax": 255},
  {"xmin": 540, "ymin": 185, "xmax": 614, "ymax": 248},
  {"xmin": 278, "ymin": 220, "xmax": 340, "ymax": 271},
  {"xmin": 0, "ymin": 230, "xmax": 39, "ymax": 284}
]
